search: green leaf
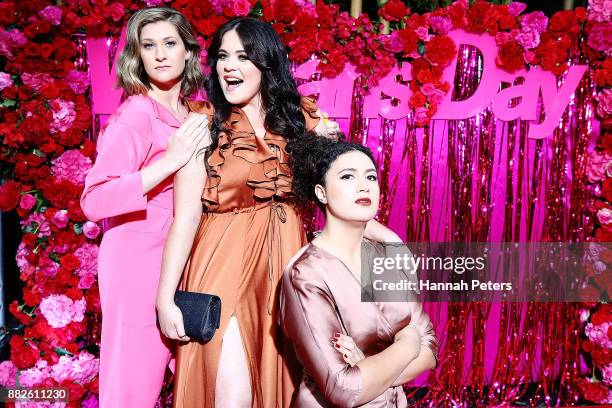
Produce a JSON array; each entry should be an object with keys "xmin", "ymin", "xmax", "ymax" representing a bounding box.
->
[
  {"xmin": 0, "ymin": 99, "xmax": 17, "ymax": 108},
  {"xmin": 417, "ymin": 42, "xmax": 425, "ymax": 56},
  {"xmin": 55, "ymin": 347, "xmax": 74, "ymax": 357},
  {"xmin": 48, "ymin": 252, "xmax": 61, "ymax": 263},
  {"xmin": 73, "ymin": 223, "xmax": 83, "ymax": 235}
]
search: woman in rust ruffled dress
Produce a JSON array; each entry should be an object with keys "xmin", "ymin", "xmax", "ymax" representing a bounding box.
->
[{"xmin": 155, "ymin": 18, "xmax": 339, "ymax": 407}]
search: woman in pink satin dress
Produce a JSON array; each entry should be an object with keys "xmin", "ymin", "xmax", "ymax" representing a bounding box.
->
[
  {"xmin": 80, "ymin": 8, "xmax": 209, "ymax": 407},
  {"xmin": 280, "ymin": 138, "xmax": 439, "ymax": 407}
]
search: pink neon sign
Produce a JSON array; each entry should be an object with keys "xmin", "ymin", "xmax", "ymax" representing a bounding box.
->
[{"xmin": 87, "ymin": 29, "xmax": 586, "ymax": 139}]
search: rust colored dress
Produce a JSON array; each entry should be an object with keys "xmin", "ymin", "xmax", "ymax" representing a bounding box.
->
[{"xmin": 173, "ymin": 98, "xmax": 320, "ymax": 408}]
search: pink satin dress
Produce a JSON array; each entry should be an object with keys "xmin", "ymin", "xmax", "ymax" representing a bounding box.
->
[
  {"xmin": 81, "ymin": 94, "xmax": 198, "ymax": 407},
  {"xmin": 279, "ymin": 241, "xmax": 439, "ymax": 407}
]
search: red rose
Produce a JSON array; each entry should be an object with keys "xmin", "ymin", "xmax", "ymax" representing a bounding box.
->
[
  {"xmin": 0, "ymin": 180, "xmax": 22, "ymax": 211},
  {"xmin": 320, "ymin": 49, "xmax": 348, "ymax": 78},
  {"xmin": 603, "ymin": 178, "xmax": 612, "ymax": 202},
  {"xmin": 466, "ymin": 0, "xmax": 492, "ymax": 34},
  {"xmin": 38, "ymin": 43, "xmax": 54, "ymax": 58},
  {"xmin": 65, "ymin": 288, "xmax": 83, "ymax": 302},
  {"xmin": 591, "ymin": 304, "xmax": 612, "ymax": 325},
  {"xmin": 10, "ymin": 336, "xmax": 39, "ymax": 369},
  {"xmin": 41, "ymin": 82, "xmax": 60, "ymax": 99},
  {"xmin": 425, "ymin": 35, "xmax": 456, "ymax": 67},
  {"xmin": 9, "ymin": 301, "xmax": 32, "ymax": 325},
  {"xmin": 594, "ymin": 59, "xmax": 612, "ymax": 87},
  {"xmin": 2, "ymin": 86, "xmax": 18, "ymax": 99},
  {"xmin": 596, "ymin": 227, "xmax": 612, "ymax": 241},
  {"xmin": 409, "ymin": 92, "xmax": 427, "ymax": 109},
  {"xmin": 108, "ymin": 3, "xmax": 125, "ymax": 23},
  {"xmin": 496, "ymin": 40, "xmax": 525, "ymax": 73},
  {"xmin": 549, "ymin": 10, "xmax": 580, "ymax": 34},
  {"xmin": 56, "ymin": 267, "xmax": 79, "ymax": 288},
  {"xmin": 0, "ymin": 2, "xmax": 16, "ymax": 26},
  {"xmin": 23, "ymin": 20, "xmax": 52, "ymax": 39},
  {"xmin": 22, "ymin": 233, "xmax": 37, "ymax": 248},
  {"xmin": 379, "ymin": 0, "xmax": 410, "ymax": 23},
  {"xmin": 60, "ymin": 253, "xmax": 81, "ymax": 272},
  {"xmin": 397, "ymin": 28, "xmax": 419, "ymax": 56},
  {"xmin": 576, "ymin": 378, "xmax": 610, "ymax": 403},
  {"xmin": 52, "ymin": 38, "xmax": 77, "ymax": 61},
  {"xmin": 61, "ymin": 380, "xmax": 87, "ymax": 402},
  {"xmin": 17, "ymin": 87, "xmax": 34, "ymax": 101},
  {"xmin": 23, "ymin": 286, "xmax": 42, "ymax": 307}
]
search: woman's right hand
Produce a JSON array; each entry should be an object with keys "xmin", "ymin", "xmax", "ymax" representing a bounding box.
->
[
  {"xmin": 394, "ymin": 324, "xmax": 421, "ymax": 358},
  {"xmin": 164, "ymin": 113, "xmax": 210, "ymax": 171},
  {"xmin": 156, "ymin": 301, "xmax": 190, "ymax": 342}
]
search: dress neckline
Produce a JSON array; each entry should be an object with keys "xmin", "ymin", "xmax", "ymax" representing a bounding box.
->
[
  {"xmin": 308, "ymin": 242, "xmax": 362, "ymax": 285},
  {"xmin": 146, "ymin": 94, "xmax": 189, "ymax": 127}
]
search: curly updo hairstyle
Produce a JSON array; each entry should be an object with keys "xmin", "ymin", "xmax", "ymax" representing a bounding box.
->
[{"xmin": 289, "ymin": 137, "xmax": 377, "ymax": 211}]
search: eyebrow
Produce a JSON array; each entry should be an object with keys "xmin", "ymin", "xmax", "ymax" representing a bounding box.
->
[
  {"xmin": 141, "ymin": 36, "xmax": 177, "ymax": 42},
  {"xmin": 337, "ymin": 168, "xmax": 377, "ymax": 173},
  {"xmin": 218, "ymin": 48, "xmax": 246, "ymax": 53}
]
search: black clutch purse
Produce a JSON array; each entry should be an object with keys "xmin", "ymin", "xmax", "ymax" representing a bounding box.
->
[{"xmin": 174, "ymin": 290, "xmax": 221, "ymax": 342}]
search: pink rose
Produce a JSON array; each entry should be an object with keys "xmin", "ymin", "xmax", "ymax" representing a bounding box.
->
[
  {"xmin": 50, "ymin": 99, "xmax": 76, "ymax": 134},
  {"xmin": 588, "ymin": 0, "xmax": 612, "ymax": 23},
  {"xmin": 580, "ymin": 308, "xmax": 591, "ymax": 323},
  {"xmin": 416, "ymin": 26, "xmax": 431, "ymax": 42},
  {"xmin": 39, "ymin": 295, "xmax": 86, "ymax": 329},
  {"xmin": 597, "ymin": 208, "xmax": 612, "ymax": 225},
  {"xmin": 21, "ymin": 72, "xmax": 53, "ymax": 92},
  {"xmin": 508, "ymin": 2, "xmax": 527, "ymax": 17},
  {"xmin": 381, "ymin": 31, "xmax": 404, "ymax": 53},
  {"xmin": 414, "ymin": 107, "xmax": 429, "ymax": 125},
  {"xmin": 108, "ymin": 3, "xmax": 125, "ymax": 22},
  {"xmin": 64, "ymin": 70, "xmax": 89, "ymax": 94},
  {"xmin": 585, "ymin": 322, "xmax": 612, "ymax": 348},
  {"xmin": 597, "ymin": 89, "xmax": 612, "ymax": 118},
  {"xmin": 18, "ymin": 360, "xmax": 50, "ymax": 387},
  {"xmin": 0, "ymin": 29, "xmax": 27, "ymax": 59},
  {"xmin": 514, "ymin": 29, "xmax": 540, "ymax": 49},
  {"xmin": 427, "ymin": 15, "xmax": 452, "ymax": 35},
  {"xmin": 51, "ymin": 149, "xmax": 92, "ymax": 185},
  {"xmin": 232, "ymin": 0, "xmax": 251, "ymax": 16},
  {"xmin": 587, "ymin": 150, "xmax": 612, "ymax": 183},
  {"xmin": 51, "ymin": 209, "xmax": 69, "ymax": 228},
  {"xmin": 38, "ymin": 5, "xmax": 62, "ymax": 26},
  {"xmin": 603, "ymin": 364, "xmax": 612, "ymax": 387},
  {"xmin": 0, "ymin": 361, "xmax": 17, "ymax": 387},
  {"xmin": 19, "ymin": 194, "xmax": 36, "ymax": 211},
  {"xmin": 588, "ymin": 22, "xmax": 612, "ymax": 54},
  {"xmin": 0, "ymin": 72, "xmax": 13, "ymax": 90},
  {"xmin": 82, "ymin": 221, "xmax": 100, "ymax": 239},
  {"xmin": 50, "ymin": 352, "xmax": 99, "ymax": 385},
  {"xmin": 78, "ymin": 274, "xmax": 96, "ymax": 290},
  {"xmin": 496, "ymin": 31, "xmax": 514, "ymax": 45},
  {"xmin": 521, "ymin": 11, "xmax": 548, "ymax": 33}
]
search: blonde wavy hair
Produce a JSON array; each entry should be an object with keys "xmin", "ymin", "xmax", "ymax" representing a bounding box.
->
[{"xmin": 116, "ymin": 7, "xmax": 203, "ymax": 97}]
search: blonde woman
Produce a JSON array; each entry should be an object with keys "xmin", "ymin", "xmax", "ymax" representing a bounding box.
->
[{"xmin": 80, "ymin": 7, "xmax": 209, "ymax": 407}]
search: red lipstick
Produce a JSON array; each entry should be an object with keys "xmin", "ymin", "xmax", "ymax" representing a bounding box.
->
[{"xmin": 355, "ymin": 198, "xmax": 371, "ymax": 206}]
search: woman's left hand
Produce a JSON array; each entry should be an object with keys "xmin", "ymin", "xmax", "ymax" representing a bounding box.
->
[
  {"xmin": 314, "ymin": 110, "xmax": 341, "ymax": 140},
  {"xmin": 331, "ymin": 333, "xmax": 365, "ymax": 367}
]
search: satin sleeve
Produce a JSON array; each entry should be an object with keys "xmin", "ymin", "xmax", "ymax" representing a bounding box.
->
[
  {"xmin": 368, "ymin": 241, "xmax": 439, "ymax": 366},
  {"xmin": 280, "ymin": 264, "xmax": 362, "ymax": 407},
  {"xmin": 80, "ymin": 121, "xmax": 152, "ymax": 222}
]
